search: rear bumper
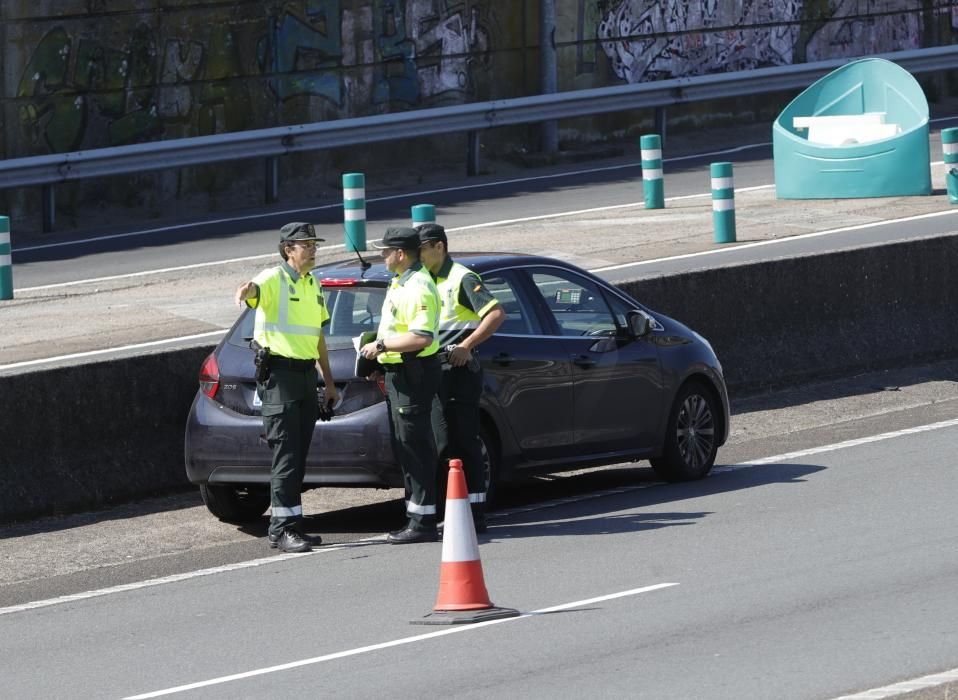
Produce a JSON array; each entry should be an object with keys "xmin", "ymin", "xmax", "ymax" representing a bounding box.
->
[{"xmin": 184, "ymin": 392, "xmax": 402, "ymax": 488}]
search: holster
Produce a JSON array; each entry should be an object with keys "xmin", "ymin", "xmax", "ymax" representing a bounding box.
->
[{"xmin": 251, "ymin": 340, "xmax": 271, "ymax": 383}]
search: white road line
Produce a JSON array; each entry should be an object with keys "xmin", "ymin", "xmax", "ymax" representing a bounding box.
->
[
  {"xmin": 3, "ymin": 415, "xmax": 956, "ymax": 621},
  {"xmin": 831, "ymin": 666, "xmax": 958, "ymax": 699},
  {"xmin": 0, "ymin": 537, "xmax": 384, "ymax": 617},
  {"xmin": 0, "ymin": 331, "xmax": 226, "ymax": 373},
  {"xmin": 14, "ymin": 185, "xmax": 754, "ymax": 294},
  {"xmin": 13, "ymin": 140, "xmax": 774, "ymax": 256},
  {"xmin": 122, "ymin": 583, "xmax": 679, "ymax": 699},
  {"xmin": 591, "ymin": 207, "xmax": 958, "ymax": 273}
]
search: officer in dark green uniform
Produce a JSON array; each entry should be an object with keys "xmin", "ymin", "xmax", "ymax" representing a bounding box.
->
[
  {"xmin": 234, "ymin": 222, "xmax": 338, "ymax": 553},
  {"xmin": 417, "ymin": 223, "xmax": 505, "ymax": 532},
  {"xmin": 359, "ymin": 227, "xmax": 442, "ymax": 544}
]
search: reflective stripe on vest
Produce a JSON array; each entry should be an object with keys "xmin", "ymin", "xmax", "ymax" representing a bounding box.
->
[
  {"xmin": 252, "ymin": 266, "xmax": 327, "ymax": 359},
  {"xmin": 376, "ymin": 266, "xmax": 440, "ymax": 363},
  {"xmin": 435, "ymin": 261, "xmax": 481, "ymax": 347}
]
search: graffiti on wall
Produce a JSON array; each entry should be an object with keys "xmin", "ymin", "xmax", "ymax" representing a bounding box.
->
[
  {"xmin": 594, "ymin": 0, "xmax": 922, "ymax": 84},
  {"xmin": 17, "ymin": 22, "xmax": 253, "ymax": 152},
  {"xmin": 16, "ymin": 0, "xmax": 492, "ymax": 154}
]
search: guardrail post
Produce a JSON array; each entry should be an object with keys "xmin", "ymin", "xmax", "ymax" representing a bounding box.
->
[
  {"xmin": 467, "ymin": 131, "xmax": 480, "ymax": 176},
  {"xmin": 41, "ymin": 186, "xmax": 55, "ymax": 232},
  {"xmin": 0, "ymin": 216, "xmax": 12, "ymax": 300},
  {"xmin": 711, "ymin": 162, "xmax": 736, "ymax": 244},
  {"xmin": 654, "ymin": 108, "xmax": 667, "ymax": 146},
  {"xmin": 640, "ymin": 134, "xmax": 664, "ymax": 209},
  {"xmin": 342, "ymin": 173, "xmax": 367, "ymax": 252},
  {"xmin": 265, "ymin": 157, "xmax": 279, "ymax": 203},
  {"xmin": 411, "ymin": 204, "xmax": 436, "ymax": 227}
]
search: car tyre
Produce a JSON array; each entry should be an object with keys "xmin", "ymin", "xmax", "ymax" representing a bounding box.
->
[
  {"xmin": 199, "ymin": 483, "xmax": 270, "ymax": 523},
  {"xmin": 650, "ymin": 381, "xmax": 718, "ymax": 482}
]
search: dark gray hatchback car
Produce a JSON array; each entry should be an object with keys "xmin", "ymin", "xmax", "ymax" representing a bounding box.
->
[{"xmin": 185, "ymin": 253, "xmax": 730, "ymax": 522}]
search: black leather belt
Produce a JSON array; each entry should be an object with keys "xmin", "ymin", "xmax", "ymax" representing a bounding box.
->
[{"xmin": 269, "ymin": 355, "xmax": 316, "ymax": 371}]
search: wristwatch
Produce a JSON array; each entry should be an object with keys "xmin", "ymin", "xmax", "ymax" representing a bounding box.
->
[{"xmin": 375, "ymin": 339, "xmax": 386, "ymax": 353}]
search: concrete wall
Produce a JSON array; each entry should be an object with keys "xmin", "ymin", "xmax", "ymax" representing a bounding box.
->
[{"xmin": 2, "ymin": 234, "xmax": 957, "ymax": 523}]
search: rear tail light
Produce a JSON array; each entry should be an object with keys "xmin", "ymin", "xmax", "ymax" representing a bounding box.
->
[
  {"xmin": 376, "ymin": 375, "xmax": 386, "ymax": 396},
  {"xmin": 198, "ymin": 353, "xmax": 220, "ymax": 399}
]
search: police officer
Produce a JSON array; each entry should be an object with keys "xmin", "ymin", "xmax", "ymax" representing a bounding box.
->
[
  {"xmin": 234, "ymin": 222, "xmax": 338, "ymax": 553},
  {"xmin": 417, "ymin": 223, "xmax": 504, "ymax": 532},
  {"xmin": 359, "ymin": 227, "xmax": 442, "ymax": 544}
]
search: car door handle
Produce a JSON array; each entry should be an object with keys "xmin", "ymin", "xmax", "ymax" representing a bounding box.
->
[
  {"xmin": 572, "ymin": 354, "xmax": 596, "ymax": 368},
  {"xmin": 492, "ymin": 352, "xmax": 515, "ymax": 366}
]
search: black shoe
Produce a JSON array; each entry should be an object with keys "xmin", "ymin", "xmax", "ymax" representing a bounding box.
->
[
  {"xmin": 472, "ymin": 506, "xmax": 487, "ymax": 534},
  {"xmin": 268, "ymin": 528, "xmax": 317, "ymax": 553},
  {"xmin": 386, "ymin": 526, "xmax": 439, "ymax": 544},
  {"xmin": 268, "ymin": 525, "xmax": 322, "ymax": 548}
]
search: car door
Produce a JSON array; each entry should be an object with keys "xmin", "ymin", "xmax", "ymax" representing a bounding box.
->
[
  {"xmin": 479, "ymin": 269, "xmax": 575, "ymax": 461},
  {"xmin": 526, "ymin": 267, "xmax": 663, "ymax": 452}
]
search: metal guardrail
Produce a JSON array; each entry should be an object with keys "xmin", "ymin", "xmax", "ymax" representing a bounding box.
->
[{"xmin": 2, "ymin": 44, "xmax": 957, "ymax": 229}]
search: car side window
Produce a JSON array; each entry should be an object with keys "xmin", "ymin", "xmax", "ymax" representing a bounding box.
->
[
  {"xmin": 482, "ymin": 272, "xmax": 542, "ymax": 335},
  {"xmin": 530, "ymin": 270, "xmax": 618, "ymax": 337}
]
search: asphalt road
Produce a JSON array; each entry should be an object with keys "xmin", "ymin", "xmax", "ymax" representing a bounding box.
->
[{"xmin": 1, "ymin": 360, "xmax": 957, "ymax": 699}]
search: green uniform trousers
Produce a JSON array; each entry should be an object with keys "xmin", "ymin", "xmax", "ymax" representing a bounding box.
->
[
  {"xmin": 431, "ymin": 363, "xmax": 486, "ymax": 507},
  {"xmin": 258, "ymin": 364, "xmax": 318, "ymax": 538},
  {"xmin": 383, "ymin": 354, "xmax": 441, "ymax": 529}
]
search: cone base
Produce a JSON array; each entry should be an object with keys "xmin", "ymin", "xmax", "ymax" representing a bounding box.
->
[{"xmin": 410, "ymin": 606, "xmax": 521, "ymax": 626}]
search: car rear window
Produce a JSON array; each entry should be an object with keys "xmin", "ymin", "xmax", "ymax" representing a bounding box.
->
[{"xmin": 227, "ymin": 287, "xmax": 388, "ymax": 351}]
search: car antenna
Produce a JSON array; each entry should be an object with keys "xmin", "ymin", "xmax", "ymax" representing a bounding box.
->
[
  {"xmin": 354, "ymin": 248, "xmax": 372, "ymax": 274},
  {"xmin": 344, "ymin": 229, "xmax": 372, "ymax": 274}
]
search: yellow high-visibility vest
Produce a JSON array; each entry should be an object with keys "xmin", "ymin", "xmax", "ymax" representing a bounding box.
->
[
  {"xmin": 248, "ymin": 264, "xmax": 329, "ymax": 360},
  {"xmin": 433, "ymin": 259, "xmax": 498, "ymax": 347},
  {"xmin": 376, "ymin": 263, "xmax": 440, "ymax": 364}
]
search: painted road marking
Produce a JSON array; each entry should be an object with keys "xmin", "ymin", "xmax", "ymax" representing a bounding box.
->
[
  {"xmin": 591, "ymin": 208, "xmax": 958, "ymax": 273},
  {"xmin": 830, "ymin": 666, "xmax": 958, "ymax": 699},
  {"xmin": 122, "ymin": 583, "xmax": 680, "ymax": 699},
  {"xmin": 13, "ymin": 140, "xmax": 771, "ymax": 255},
  {"xmin": 0, "ymin": 331, "xmax": 226, "ymax": 373},
  {"xmin": 2, "ymin": 416, "xmax": 956, "ymax": 620}
]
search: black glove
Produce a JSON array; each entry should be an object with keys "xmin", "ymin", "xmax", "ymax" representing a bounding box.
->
[{"xmin": 317, "ymin": 388, "xmax": 336, "ymax": 422}]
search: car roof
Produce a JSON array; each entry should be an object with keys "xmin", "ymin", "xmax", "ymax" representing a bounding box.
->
[{"xmin": 313, "ymin": 252, "xmax": 588, "ymax": 285}]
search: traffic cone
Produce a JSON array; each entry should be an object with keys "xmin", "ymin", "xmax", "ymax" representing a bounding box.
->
[{"xmin": 412, "ymin": 459, "xmax": 519, "ymax": 625}]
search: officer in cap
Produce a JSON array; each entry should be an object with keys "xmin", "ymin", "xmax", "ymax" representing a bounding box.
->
[
  {"xmin": 360, "ymin": 227, "xmax": 442, "ymax": 543},
  {"xmin": 234, "ymin": 222, "xmax": 338, "ymax": 553},
  {"xmin": 417, "ymin": 223, "xmax": 504, "ymax": 532}
]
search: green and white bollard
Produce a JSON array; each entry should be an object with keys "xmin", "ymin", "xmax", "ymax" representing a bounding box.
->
[
  {"xmin": 943, "ymin": 127, "xmax": 958, "ymax": 165},
  {"xmin": 711, "ymin": 162, "xmax": 736, "ymax": 244},
  {"xmin": 942, "ymin": 129, "xmax": 958, "ymax": 204},
  {"xmin": 411, "ymin": 204, "xmax": 435, "ymax": 227},
  {"xmin": 0, "ymin": 216, "xmax": 12, "ymax": 300},
  {"xmin": 640, "ymin": 134, "xmax": 664, "ymax": 209},
  {"xmin": 342, "ymin": 173, "xmax": 367, "ymax": 252}
]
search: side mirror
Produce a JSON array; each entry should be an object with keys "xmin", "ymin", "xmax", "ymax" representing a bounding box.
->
[{"xmin": 626, "ymin": 310, "xmax": 653, "ymax": 338}]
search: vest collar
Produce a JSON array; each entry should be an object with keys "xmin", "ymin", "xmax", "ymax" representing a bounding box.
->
[
  {"xmin": 434, "ymin": 255, "xmax": 455, "ymax": 281},
  {"xmin": 281, "ymin": 261, "xmax": 311, "ymax": 284},
  {"xmin": 396, "ymin": 261, "xmax": 423, "ymax": 286}
]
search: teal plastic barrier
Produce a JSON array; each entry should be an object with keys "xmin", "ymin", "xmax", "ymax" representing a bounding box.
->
[{"xmin": 773, "ymin": 58, "xmax": 931, "ymax": 199}]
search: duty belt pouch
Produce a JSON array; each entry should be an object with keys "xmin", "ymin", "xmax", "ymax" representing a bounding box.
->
[
  {"xmin": 400, "ymin": 352, "xmax": 423, "ymax": 385},
  {"xmin": 250, "ymin": 340, "xmax": 271, "ymax": 383}
]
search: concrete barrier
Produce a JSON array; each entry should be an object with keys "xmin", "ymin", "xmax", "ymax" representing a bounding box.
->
[{"xmin": 2, "ymin": 234, "xmax": 957, "ymax": 523}]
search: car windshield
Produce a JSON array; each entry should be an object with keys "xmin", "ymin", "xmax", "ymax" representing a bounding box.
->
[{"xmin": 228, "ymin": 286, "xmax": 388, "ymax": 351}]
